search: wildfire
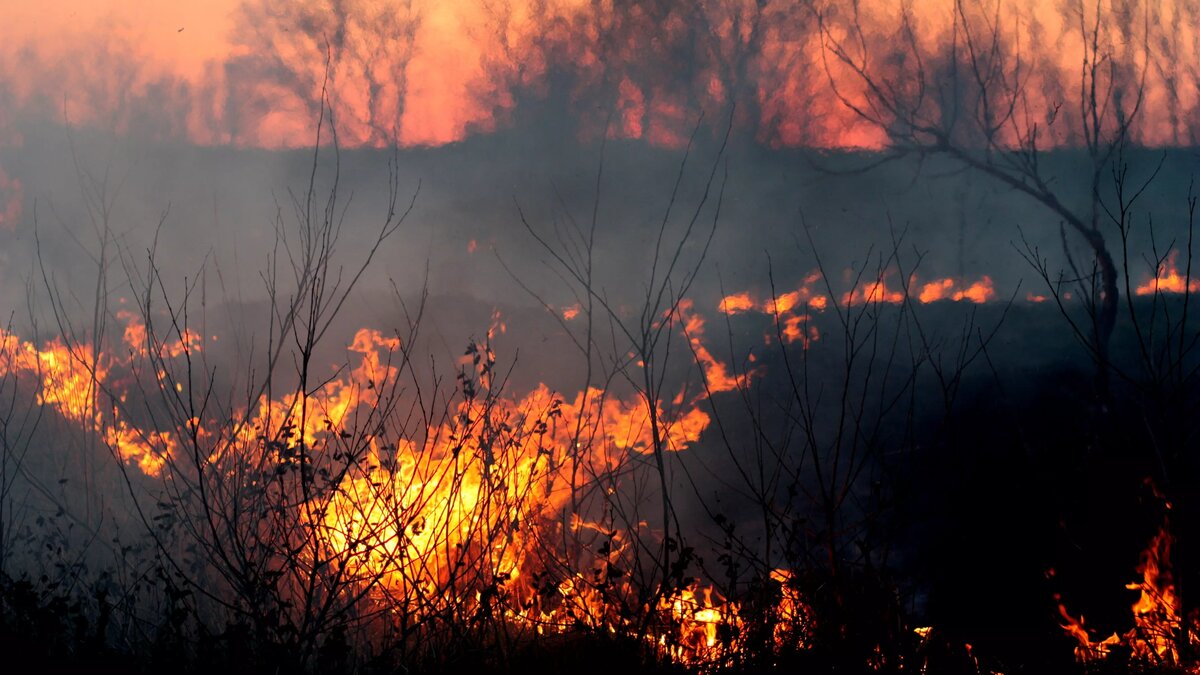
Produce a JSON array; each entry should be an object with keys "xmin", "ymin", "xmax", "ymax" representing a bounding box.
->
[
  {"xmin": 719, "ymin": 272, "xmax": 830, "ymax": 318},
  {"xmin": 680, "ymin": 299, "xmax": 748, "ymax": 394},
  {"xmin": 118, "ymin": 310, "xmax": 203, "ymax": 357},
  {"xmin": 720, "ymin": 271, "xmax": 1003, "ymax": 349},
  {"xmin": 844, "ymin": 275, "xmax": 996, "ymax": 306},
  {"xmin": 916, "ymin": 276, "xmax": 996, "ymax": 304},
  {"xmin": 719, "ymin": 271, "xmax": 828, "ymax": 348},
  {"xmin": 842, "ymin": 275, "xmax": 906, "ymax": 306},
  {"xmin": 1136, "ymin": 251, "xmax": 1200, "ymax": 296},
  {"xmin": 718, "ymin": 292, "xmax": 755, "ymax": 314},
  {"xmin": 295, "ymin": 308, "xmax": 809, "ymax": 665},
  {"xmin": 7, "ymin": 283, "xmax": 1154, "ymax": 669},
  {"xmin": 2, "ymin": 302, "xmax": 801, "ymax": 665}
]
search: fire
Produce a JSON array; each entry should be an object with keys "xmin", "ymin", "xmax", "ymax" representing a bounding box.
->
[
  {"xmin": 680, "ymin": 299, "xmax": 747, "ymax": 394},
  {"xmin": 1136, "ymin": 251, "xmax": 1200, "ymax": 296},
  {"xmin": 285, "ymin": 308, "xmax": 803, "ymax": 664},
  {"xmin": 780, "ymin": 315, "xmax": 819, "ymax": 348},
  {"xmin": 0, "ymin": 327, "xmax": 173, "ymax": 474},
  {"xmin": 1059, "ymin": 519, "xmax": 1200, "ymax": 670},
  {"xmin": 118, "ymin": 310, "xmax": 202, "ymax": 357},
  {"xmin": 843, "ymin": 273, "xmax": 995, "ymax": 306},
  {"xmin": 3, "ymin": 300, "xmax": 811, "ymax": 665},
  {"xmin": 916, "ymin": 277, "xmax": 996, "ymax": 304},
  {"xmin": 1, "ymin": 279, "xmax": 1071, "ymax": 668},
  {"xmin": 842, "ymin": 275, "xmax": 906, "ymax": 306},
  {"xmin": 718, "ymin": 292, "xmax": 755, "ymax": 314},
  {"xmin": 720, "ymin": 271, "xmax": 1004, "ymax": 349},
  {"xmin": 718, "ymin": 271, "xmax": 828, "ymax": 348},
  {"xmin": 659, "ymin": 584, "xmax": 741, "ymax": 661}
]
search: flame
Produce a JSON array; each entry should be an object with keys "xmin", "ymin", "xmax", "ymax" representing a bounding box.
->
[
  {"xmin": 679, "ymin": 298, "xmax": 746, "ymax": 395},
  {"xmin": 718, "ymin": 271, "xmax": 828, "ymax": 348},
  {"xmin": 1136, "ymin": 251, "xmax": 1200, "ymax": 296},
  {"xmin": 845, "ymin": 272, "xmax": 998, "ymax": 306},
  {"xmin": 719, "ymin": 272, "xmax": 1000, "ymax": 350},
  {"xmin": 1, "ymin": 301, "xmax": 799, "ymax": 664},
  {"xmin": 118, "ymin": 310, "xmax": 202, "ymax": 358},
  {"xmin": 780, "ymin": 314, "xmax": 820, "ymax": 348},
  {"xmin": 281, "ymin": 307, "xmax": 792, "ymax": 665},
  {"xmin": 659, "ymin": 584, "xmax": 741, "ymax": 661},
  {"xmin": 1059, "ymin": 520, "xmax": 1200, "ymax": 669},
  {"xmin": 0, "ymin": 327, "xmax": 173, "ymax": 474},
  {"xmin": 0, "ymin": 294, "xmax": 1020, "ymax": 666},
  {"xmin": 718, "ymin": 292, "xmax": 755, "ymax": 314},
  {"xmin": 916, "ymin": 277, "xmax": 996, "ymax": 304},
  {"xmin": 842, "ymin": 275, "xmax": 906, "ymax": 306}
]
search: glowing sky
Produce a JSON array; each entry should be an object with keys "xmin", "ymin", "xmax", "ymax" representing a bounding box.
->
[{"xmin": 0, "ymin": 1, "xmax": 1194, "ymax": 148}]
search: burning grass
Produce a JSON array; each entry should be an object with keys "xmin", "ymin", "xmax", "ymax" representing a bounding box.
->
[{"xmin": 5, "ymin": 251, "xmax": 1200, "ymax": 673}]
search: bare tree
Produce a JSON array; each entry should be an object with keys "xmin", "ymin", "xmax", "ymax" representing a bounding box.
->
[
  {"xmin": 230, "ymin": 0, "xmax": 420, "ymax": 146},
  {"xmin": 816, "ymin": 0, "xmax": 1160, "ymax": 391}
]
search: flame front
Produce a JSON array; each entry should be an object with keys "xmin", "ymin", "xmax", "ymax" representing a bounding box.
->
[{"xmin": 0, "ymin": 307, "xmax": 800, "ymax": 666}]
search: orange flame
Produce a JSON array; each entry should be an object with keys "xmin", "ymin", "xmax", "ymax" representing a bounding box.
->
[
  {"xmin": 842, "ymin": 276, "xmax": 906, "ymax": 306},
  {"xmin": 1136, "ymin": 251, "xmax": 1200, "ymax": 296},
  {"xmin": 1, "ymin": 301, "xmax": 783, "ymax": 665},
  {"xmin": 718, "ymin": 292, "xmax": 755, "ymax": 314},
  {"xmin": 0, "ymin": 327, "xmax": 172, "ymax": 474},
  {"xmin": 917, "ymin": 277, "xmax": 996, "ymax": 304},
  {"xmin": 1059, "ymin": 520, "xmax": 1200, "ymax": 669}
]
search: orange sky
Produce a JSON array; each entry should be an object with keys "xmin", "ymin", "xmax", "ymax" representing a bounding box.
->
[
  {"xmin": 0, "ymin": 1, "xmax": 508, "ymax": 146},
  {"xmin": 0, "ymin": 1, "xmax": 1194, "ymax": 149},
  {"xmin": 1, "ymin": 1, "xmax": 238, "ymax": 80}
]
